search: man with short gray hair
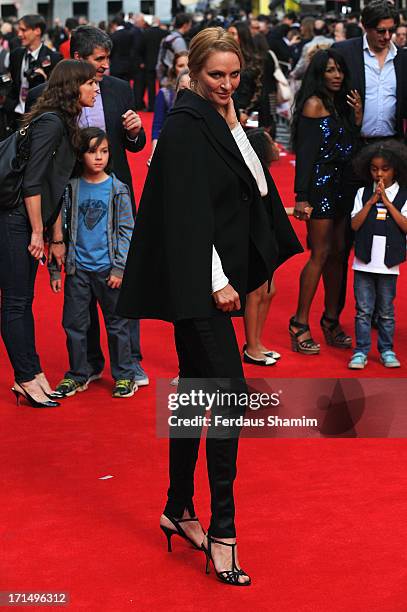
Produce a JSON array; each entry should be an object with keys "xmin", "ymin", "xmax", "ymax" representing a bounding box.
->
[{"xmin": 27, "ymin": 25, "xmax": 148, "ymax": 387}]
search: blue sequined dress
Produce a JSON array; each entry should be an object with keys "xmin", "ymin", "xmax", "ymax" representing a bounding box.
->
[{"xmin": 294, "ymin": 114, "xmax": 356, "ymax": 219}]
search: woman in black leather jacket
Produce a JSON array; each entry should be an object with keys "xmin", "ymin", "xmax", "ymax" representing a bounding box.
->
[{"xmin": 0, "ymin": 59, "xmax": 97, "ymax": 407}]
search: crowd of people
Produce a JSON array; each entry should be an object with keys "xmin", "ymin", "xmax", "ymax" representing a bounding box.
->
[{"xmin": 1, "ymin": 0, "xmax": 407, "ymax": 587}]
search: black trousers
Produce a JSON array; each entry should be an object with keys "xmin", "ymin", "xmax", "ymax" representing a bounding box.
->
[
  {"xmin": 145, "ymin": 69, "xmax": 157, "ymax": 112},
  {"xmin": 164, "ymin": 309, "xmax": 245, "ymax": 538},
  {"xmin": 0, "ymin": 211, "xmax": 41, "ymax": 383},
  {"xmin": 133, "ymin": 66, "xmax": 146, "ymax": 110}
]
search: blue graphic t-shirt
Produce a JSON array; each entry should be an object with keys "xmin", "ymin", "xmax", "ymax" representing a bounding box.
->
[{"xmin": 75, "ymin": 176, "xmax": 112, "ymax": 271}]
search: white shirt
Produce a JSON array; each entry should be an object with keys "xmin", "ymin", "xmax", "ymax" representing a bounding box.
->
[
  {"xmin": 351, "ymin": 181, "xmax": 407, "ymax": 275},
  {"xmin": 211, "ymin": 123, "xmax": 268, "ymax": 292},
  {"xmin": 361, "ymin": 34, "xmax": 397, "ymax": 137}
]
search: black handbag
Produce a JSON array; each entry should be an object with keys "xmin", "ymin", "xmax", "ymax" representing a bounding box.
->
[{"xmin": 0, "ymin": 112, "xmax": 58, "ymax": 210}]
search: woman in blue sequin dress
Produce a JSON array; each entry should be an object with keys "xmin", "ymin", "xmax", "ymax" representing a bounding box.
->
[{"xmin": 289, "ymin": 49, "xmax": 363, "ymax": 354}]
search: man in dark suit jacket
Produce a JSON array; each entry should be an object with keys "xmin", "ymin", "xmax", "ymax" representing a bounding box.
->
[
  {"xmin": 4, "ymin": 14, "xmax": 61, "ymax": 124},
  {"xmin": 128, "ymin": 21, "xmax": 146, "ymax": 111},
  {"xmin": 140, "ymin": 19, "xmax": 166, "ymax": 111},
  {"xmin": 333, "ymin": 1, "xmax": 407, "ymax": 139},
  {"xmin": 26, "ymin": 25, "xmax": 146, "ymax": 209},
  {"xmin": 110, "ymin": 15, "xmax": 137, "ymax": 81},
  {"xmin": 27, "ymin": 25, "xmax": 148, "ymax": 386},
  {"xmin": 332, "ymin": 0, "xmax": 407, "ymax": 314}
]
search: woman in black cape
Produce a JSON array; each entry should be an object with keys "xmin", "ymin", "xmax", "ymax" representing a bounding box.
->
[{"xmin": 118, "ymin": 28, "xmax": 302, "ymax": 586}]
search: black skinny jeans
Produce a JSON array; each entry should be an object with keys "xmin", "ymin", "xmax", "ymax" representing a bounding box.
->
[
  {"xmin": 165, "ymin": 308, "xmax": 246, "ymax": 538},
  {"xmin": 0, "ymin": 211, "xmax": 41, "ymax": 383}
]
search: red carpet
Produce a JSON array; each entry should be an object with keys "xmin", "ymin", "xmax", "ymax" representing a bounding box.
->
[{"xmin": 1, "ymin": 111, "xmax": 407, "ymax": 611}]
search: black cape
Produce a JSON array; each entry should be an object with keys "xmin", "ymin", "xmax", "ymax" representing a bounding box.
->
[{"xmin": 117, "ymin": 89, "xmax": 302, "ymax": 322}]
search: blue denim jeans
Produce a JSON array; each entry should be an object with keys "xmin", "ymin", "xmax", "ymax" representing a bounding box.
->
[
  {"xmin": 0, "ymin": 211, "xmax": 42, "ymax": 383},
  {"xmin": 354, "ymin": 270, "xmax": 397, "ymax": 355},
  {"xmin": 63, "ymin": 269, "xmax": 138, "ymax": 382}
]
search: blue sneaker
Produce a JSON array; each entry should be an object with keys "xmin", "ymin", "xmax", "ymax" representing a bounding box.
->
[
  {"xmin": 380, "ymin": 350, "xmax": 401, "ymax": 368},
  {"xmin": 348, "ymin": 352, "xmax": 368, "ymax": 370}
]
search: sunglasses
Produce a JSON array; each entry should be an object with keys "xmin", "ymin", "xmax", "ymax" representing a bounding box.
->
[{"xmin": 374, "ymin": 26, "xmax": 397, "ymax": 35}]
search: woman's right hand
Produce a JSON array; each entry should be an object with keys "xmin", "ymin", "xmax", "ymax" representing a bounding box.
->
[
  {"xmin": 213, "ymin": 283, "xmax": 241, "ymax": 312},
  {"xmin": 347, "ymin": 89, "xmax": 363, "ymax": 126},
  {"xmin": 294, "ymin": 201, "xmax": 313, "ymax": 221},
  {"xmin": 28, "ymin": 231, "xmax": 44, "ymax": 260}
]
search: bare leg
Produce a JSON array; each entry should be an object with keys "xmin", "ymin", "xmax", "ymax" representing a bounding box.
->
[
  {"xmin": 257, "ymin": 279, "xmax": 275, "ymax": 353},
  {"xmin": 34, "ymin": 372, "xmax": 56, "ymax": 395},
  {"xmin": 160, "ymin": 508, "xmax": 205, "ymax": 548},
  {"xmin": 244, "ymin": 281, "xmax": 275, "ymax": 357},
  {"xmin": 244, "ymin": 287, "xmax": 263, "ymax": 359},
  {"xmin": 291, "ymin": 219, "xmax": 334, "ymax": 342},
  {"xmin": 13, "ymin": 379, "xmax": 51, "ymax": 403},
  {"xmin": 322, "ymin": 216, "xmax": 347, "ymax": 319},
  {"xmin": 202, "ymin": 534, "xmax": 250, "ymax": 585},
  {"xmin": 320, "ymin": 216, "xmax": 352, "ymax": 346}
]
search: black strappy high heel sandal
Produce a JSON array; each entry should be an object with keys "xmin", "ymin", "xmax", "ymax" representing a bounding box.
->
[
  {"xmin": 289, "ymin": 317, "xmax": 320, "ymax": 355},
  {"xmin": 202, "ymin": 535, "xmax": 251, "ymax": 587},
  {"xmin": 160, "ymin": 514, "xmax": 203, "ymax": 552},
  {"xmin": 320, "ymin": 313, "xmax": 352, "ymax": 349}
]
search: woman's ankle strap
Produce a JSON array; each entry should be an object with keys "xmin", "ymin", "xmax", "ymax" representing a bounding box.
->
[{"xmin": 208, "ymin": 535, "xmax": 235, "ymax": 548}]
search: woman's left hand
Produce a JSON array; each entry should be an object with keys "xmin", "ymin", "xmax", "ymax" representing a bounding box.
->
[
  {"xmin": 28, "ymin": 231, "xmax": 44, "ymax": 261},
  {"xmin": 347, "ymin": 89, "xmax": 363, "ymax": 126},
  {"xmin": 213, "ymin": 283, "xmax": 241, "ymax": 312}
]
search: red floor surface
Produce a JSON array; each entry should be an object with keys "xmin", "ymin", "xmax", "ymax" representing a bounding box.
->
[{"xmin": 1, "ymin": 111, "xmax": 407, "ymax": 611}]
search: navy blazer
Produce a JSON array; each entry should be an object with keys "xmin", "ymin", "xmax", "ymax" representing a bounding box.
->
[{"xmin": 332, "ymin": 37, "xmax": 407, "ymax": 137}]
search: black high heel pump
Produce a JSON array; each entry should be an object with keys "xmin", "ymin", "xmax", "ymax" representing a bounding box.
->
[
  {"xmin": 202, "ymin": 535, "xmax": 251, "ymax": 586},
  {"xmin": 160, "ymin": 514, "xmax": 203, "ymax": 552},
  {"xmin": 11, "ymin": 386, "xmax": 60, "ymax": 408}
]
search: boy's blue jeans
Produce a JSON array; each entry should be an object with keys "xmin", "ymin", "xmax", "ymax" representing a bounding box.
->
[
  {"xmin": 354, "ymin": 270, "xmax": 397, "ymax": 355},
  {"xmin": 63, "ymin": 269, "xmax": 137, "ymax": 382}
]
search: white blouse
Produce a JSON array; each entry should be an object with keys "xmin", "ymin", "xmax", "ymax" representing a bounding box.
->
[{"xmin": 211, "ymin": 123, "xmax": 268, "ymax": 293}]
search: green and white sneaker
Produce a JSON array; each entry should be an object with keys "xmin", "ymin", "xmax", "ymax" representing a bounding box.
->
[
  {"xmin": 112, "ymin": 379, "xmax": 138, "ymax": 398},
  {"xmin": 55, "ymin": 377, "xmax": 88, "ymax": 397}
]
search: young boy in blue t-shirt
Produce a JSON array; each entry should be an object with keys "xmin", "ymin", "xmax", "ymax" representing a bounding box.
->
[{"xmin": 50, "ymin": 127, "xmax": 141, "ymax": 398}]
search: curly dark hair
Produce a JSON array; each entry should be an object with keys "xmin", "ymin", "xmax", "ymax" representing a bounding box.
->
[
  {"xmin": 291, "ymin": 49, "xmax": 351, "ymax": 151},
  {"xmin": 23, "ymin": 59, "xmax": 96, "ymax": 150},
  {"xmin": 353, "ymin": 140, "xmax": 407, "ymax": 187}
]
